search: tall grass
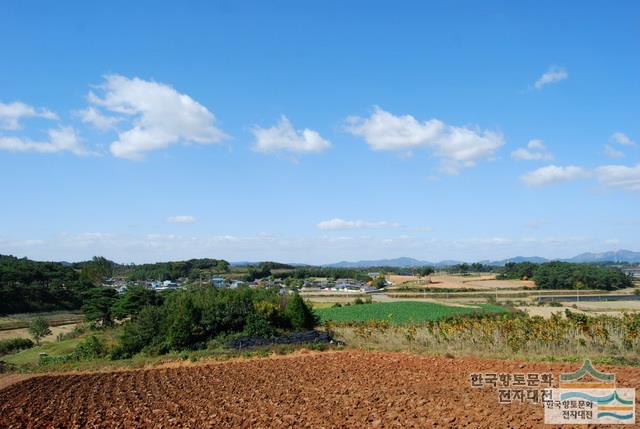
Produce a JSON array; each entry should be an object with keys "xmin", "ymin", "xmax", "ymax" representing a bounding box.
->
[{"xmin": 326, "ymin": 310, "xmax": 640, "ymax": 361}]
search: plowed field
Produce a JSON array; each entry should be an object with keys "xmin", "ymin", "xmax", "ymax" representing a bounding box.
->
[{"xmin": 1, "ymin": 351, "xmax": 638, "ymax": 428}]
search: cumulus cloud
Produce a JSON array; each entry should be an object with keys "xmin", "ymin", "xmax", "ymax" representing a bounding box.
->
[
  {"xmin": 0, "ymin": 126, "xmax": 88, "ymax": 156},
  {"xmin": 511, "ymin": 139, "xmax": 554, "ymax": 161},
  {"xmin": 533, "ymin": 66, "xmax": 568, "ymax": 90},
  {"xmin": 520, "ymin": 165, "xmax": 590, "ymax": 187},
  {"xmin": 0, "ymin": 101, "xmax": 58, "ymax": 130},
  {"xmin": 345, "ymin": 107, "xmax": 504, "ymax": 174},
  {"xmin": 317, "ymin": 218, "xmax": 400, "ymax": 230},
  {"xmin": 74, "ymin": 106, "xmax": 120, "ymax": 131},
  {"xmin": 610, "ymin": 132, "xmax": 635, "ymax": 146},
  {"xmin": 87, "ymin": 75, "xmax": 228, "ymax": 160},
  {"xmin": 595, "ymin": 164, "xmax": 640, "ymax": 191},
  {"xmin": 603, "ymin": 144, "xmax": 624, "ymax": 159},
  {"xmin": 167, "ymin": 215, "xmax": 197, "ymax": 224},
  {"xmin": 252, "ymin": 116, "xmax": 331, "ymax": 154}
]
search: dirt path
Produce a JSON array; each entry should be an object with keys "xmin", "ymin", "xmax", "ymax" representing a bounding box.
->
[{"xmin": 1, "ymin": 351, "xmax": 638, "ymax": 428}]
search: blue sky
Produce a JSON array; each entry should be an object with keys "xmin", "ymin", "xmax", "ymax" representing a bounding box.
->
[{"xmin": 1, "ymin": 1, "xmax": 639, "ymax": 264}]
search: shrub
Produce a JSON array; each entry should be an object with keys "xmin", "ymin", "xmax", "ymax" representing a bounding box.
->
[
  {"xmin": 74, "ymin": 335, "xmax": 107, "ymax": 359},
  {"xmin": 0, "ymin": 337, "xmax": 34, "ymax": 356},
  {"xmin": 56, "ymin": 325, "xmax": 88, "ymax": 342},
  {"xmin": 354, "ymin": 298, "xmax": 364, "ymax": 305},
  {"xmin": 243, "ymin": 313, "xmax": 275, "ymax": 337}
]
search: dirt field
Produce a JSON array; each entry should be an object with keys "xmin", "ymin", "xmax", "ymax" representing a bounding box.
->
[
  {"xmin": 2, "ymin": 351, "xmax": 639, "ymax": 428},
  {"xmin": 573, "ymin": 301, "xmax": 640, "ymax": 312},
  {"xmin": 518, "ymin": 301, "xmax": 640, "ymax": 318},
  {"xmin": 0, "ymin": 323, "xmax": 79, "ymax": 341},
  {"xmin": 387, "ymin": 274, "xmax": 534, "ymax": 290}
]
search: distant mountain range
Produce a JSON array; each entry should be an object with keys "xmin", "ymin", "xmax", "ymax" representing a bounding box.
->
[{"xmin": 322, "ymin": 250, "xmax": 640, "ymax": 268}]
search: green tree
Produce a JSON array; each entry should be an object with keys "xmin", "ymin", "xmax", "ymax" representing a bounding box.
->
[
  {"xmin": 284, "ymin": 294, "xmax": 317, "ymax": 330},
  {"xmin": 371, "ymin": 277, "xmax": 387, "ymax": 288},
  {"xmin": 284, "ymin": 277, "xmax": 304, "ymax": 289},
  {"xmin": 80, "ymin": 256, "xmax": 114, "ymax": 286},
  {"xmin": 416, "ymin": 266, "xmax": 435, "ymax": 277},
  {"xmin": 28, "ymin": 316, "xmax": 51, "ymax": 345},
  {"xmin": 82, "ymin": 288, "xmax": 117, "ymax": 326},
  {"xmin": 458, "ymin": 263, "xmax": 470, "ymax": 275},
  {"xmin": 166, "ymin": 294, "xmax": 201, "ymax": 349},
  {"xmin": 112, "ymin": 286, "xmax": 163, "ymax": 320}
]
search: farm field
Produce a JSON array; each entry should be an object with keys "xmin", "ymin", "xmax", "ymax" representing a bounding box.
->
[
  {"xmin": 573, "ymin": 300, "xmax": 640, "ymax": 312},
  {"xmin": 0, "ymin": 311, "xmax": 84, "ymax": 331},
  {"xmin": 517, "ymin": 300, "xmax": 640, "ymax": 319},
  {"xmin": 315, "ymin": 301, "xmax": 507, "ymax": 324},
  {"xmin": 2, "ymin": 351, "xmax": 640, "ymax": 428},
  {"xmin": 0, "ymin": 322, "xmax": 79, "ymax": 341},
  {"xmin": 387, "ymin": 273, "xmax": 534, "ymax": 290}
]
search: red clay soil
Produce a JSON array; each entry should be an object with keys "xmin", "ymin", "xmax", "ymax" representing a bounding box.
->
[{"xmin": 1, "ymin": 351, "xmax": 638, "ymax": 428}]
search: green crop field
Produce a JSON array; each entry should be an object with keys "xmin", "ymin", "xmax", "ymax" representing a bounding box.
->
[{"xmin": 315, "ymin": 301, "xmax": 508, "ymax": 324}]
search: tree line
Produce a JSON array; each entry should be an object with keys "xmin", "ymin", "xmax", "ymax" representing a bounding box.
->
[
  {"xmin": 0, "ymin": 255, "xmax": 95, "ymax": 314},
  {"xmin": 498, "ymin": 261, "xmax": 633, "ymax": 290},
  {"xmin": 124, "ymin": 258, "xmax": 230, "ymax": 281}
]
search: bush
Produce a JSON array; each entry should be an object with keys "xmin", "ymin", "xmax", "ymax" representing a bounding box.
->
[
  {"xmin": 74, "ymin": 335, "xmax": 107, "ymax": 359},
  {"xmin": 354, "ymin": 298, "xmax": 364, "ymax": 305},
  {"xmin": 56, "ymin": 325, "xmax": 88, "ymax": 342},
  {"xmin": 243, "ymin": 313, "xmax": 275, "ymax": 337},
  {"xmin": 0, "ymin": 337, "xmax": 34, "ymax": 356}
]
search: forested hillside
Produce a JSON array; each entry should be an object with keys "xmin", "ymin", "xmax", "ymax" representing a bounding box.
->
[{"xmin": 0, "ymin": 255, "xmax": 93, "ymax": 314}]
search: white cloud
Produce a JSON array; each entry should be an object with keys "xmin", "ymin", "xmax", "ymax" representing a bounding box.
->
[
  {"xmin": 0, "ymin": 126, "xmax": 88, "ymax": 156},
  {"xmin": 511, "ymin": 139, "xmax": 554, "ymax": 161},
  {"xmin": 595, "ymin": 164, "xmax": 640, "ymax": 191},
  {"xmin": 533, "ymin": 66, "xmax": 568, "ymax": 90},
  {"xmin": 317, "ymin": 218, "xmax": 400, "ymax": 230},
  {"xmin": 0, "ymin": 101, "xmax": 58, "ymax": 130},
  {"xmin": 252, "ymin": 116, "xmax": 331, "ymax": 154},
  {"xmin": 167, "ymin": 215, "xmax": 197, "ymax": 224},
  {"xmin": 603, "ymin": 144, "xmax": 624, "ymax": 159},
  {"xmin": 610, "ymin": 132, "xmax": 635, "ymax": 146},
  {"xmin": 74, "ymin": 106, "xmax": 120, "ymax": 131},
  {"xmin": 345, "ymin": 106, "xmax": 504, "ymax": 174},
  {"xmin": 87, "ymin": 75, "xmax": 228, "ymax": 160},
  {"xmin": 1, "ymin": 231, "xmax": 602, "ymax": 265},
  {"xmin": 520, "ymin": 165, "xmax": 590, "ymax": 187}
]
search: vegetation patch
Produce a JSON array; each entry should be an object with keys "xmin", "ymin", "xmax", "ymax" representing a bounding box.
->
[
  {"xmin": 315, "ymin": 301, "xmax": 507, "ymax": 325},
  {"xmin": 327, "ymin": 310, "xmax": 640, "ymax": 361}
]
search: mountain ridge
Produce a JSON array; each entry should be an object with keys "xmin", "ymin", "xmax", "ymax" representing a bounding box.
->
[{"xmin": 322, "ymin": 250, "xmax": 640, "ymax": 268}]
